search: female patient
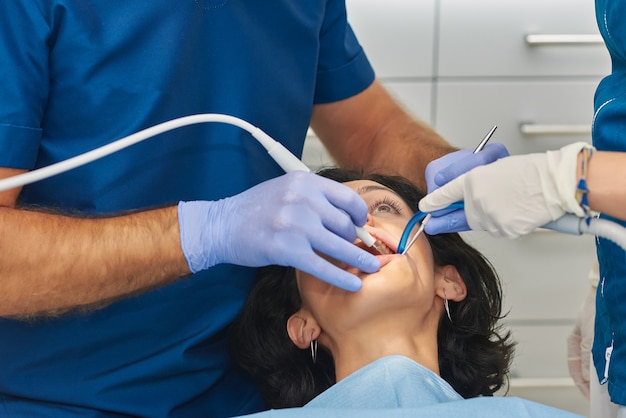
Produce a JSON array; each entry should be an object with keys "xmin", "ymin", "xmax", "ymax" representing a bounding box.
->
[{"xmin": 229, "ymin": 169, "xmax": 577, "ymax": 416}]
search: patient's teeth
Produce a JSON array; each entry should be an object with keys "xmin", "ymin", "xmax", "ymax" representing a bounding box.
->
[{"xmin": 373, "ymin": 239, "xmax": 391, "ymax": 255}]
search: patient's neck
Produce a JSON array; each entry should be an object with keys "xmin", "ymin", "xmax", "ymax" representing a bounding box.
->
[{"xmin": 326, "ymin": 321, "xmax": 440, "ymax": 382}]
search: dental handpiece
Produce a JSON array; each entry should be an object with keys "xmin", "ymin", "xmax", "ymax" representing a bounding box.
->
[{"xmin": 253, "ymin": 127, "xmax": 378, "ymax": 249}]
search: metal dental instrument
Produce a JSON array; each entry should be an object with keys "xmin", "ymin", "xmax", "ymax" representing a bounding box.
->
[
  {"xmin": 399, "ymin": 125, "xmax": 498, "ymax": 255},
  {"xmin": 472, "ymin": 125, "xmax": 497, "ymax": 154},
  {"xmin": 401, "ymin": 213, "xmax": 431, "ymax": 255}
]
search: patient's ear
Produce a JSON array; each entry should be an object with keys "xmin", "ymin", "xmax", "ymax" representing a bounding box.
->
[
  {"xmin": 435, "ymin": 265, "xmax": 467, "ymax": 302},
  {"xmin": 286, "ymin": 309, "xmax": 321, "ymax": 349}
]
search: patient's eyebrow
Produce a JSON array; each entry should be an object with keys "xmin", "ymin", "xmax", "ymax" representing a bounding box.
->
[{"xmin": 356, "ymin": 184, "xmax": 397, "ymax": 196}]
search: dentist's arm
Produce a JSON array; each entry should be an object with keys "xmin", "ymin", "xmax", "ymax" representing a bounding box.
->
[
  {"xmin": 0, "ymin": 170, "xmax": 188, "ymax": 318},
  {"xmin": 311, "ymin": 80, "xmax": 454, "ymax": 191},
  {"xmin": 419, "ymin": 142, "xmax": 626, "ymax": 238},
  {"xmin": 0, "ymin": 170, "xmax": 377, "ymax": 317}
]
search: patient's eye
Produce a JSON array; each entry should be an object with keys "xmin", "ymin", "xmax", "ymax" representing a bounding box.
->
[{"xmin": 370, "ymin": 196, "xmax": 403, "ymax": 215}]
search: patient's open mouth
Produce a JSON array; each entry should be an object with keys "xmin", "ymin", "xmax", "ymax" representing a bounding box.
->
[
  {"xmin": 370, "ymin": 239, "xmax": 393, "ymax": 255},
  {"xmin": 344, "ymin": 233, "xmax": 397, "ymax": 272},
  {"xmin": 357, "ymin": 233, "xmax": 394, "ymax": 255}
]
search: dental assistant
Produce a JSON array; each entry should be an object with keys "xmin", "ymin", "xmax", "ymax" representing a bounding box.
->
[
  {"xmin": 421, "ymin": 0, "xmax": 626, "ymax": 413},
  {"xmin": 0, "ymin": 2, "xmax": 513, "ymax": 417}
]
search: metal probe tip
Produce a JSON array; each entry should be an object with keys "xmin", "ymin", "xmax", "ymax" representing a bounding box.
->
[
  {"xmin": 473, "ymin": 125, "xmax": 497, "ymax": 154},
  {"xmin": 401, "ymin": 214, "xmax": 431, "ymax": 255}
]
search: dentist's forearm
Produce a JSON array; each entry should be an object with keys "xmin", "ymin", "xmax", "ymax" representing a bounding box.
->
[
  {"xmin": 311, "ymin": 81, "xmax": 454, "ymax": 191},
  {"xmin": 0, "ymin": 205, "xmax": 190, "ymax": 317}
]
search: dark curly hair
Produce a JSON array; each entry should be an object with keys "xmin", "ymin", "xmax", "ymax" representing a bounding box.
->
[{"xmin": 229, "ymin": 168, "xmax": 514, "ymax": 408}]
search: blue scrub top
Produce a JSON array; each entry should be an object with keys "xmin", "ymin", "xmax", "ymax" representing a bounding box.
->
[
  {"xmin": 0, "ymin": 1, "xmax": 374, "ymax": 416},
  {"xmin": 592, "ymin": 0, "xmax": 626, "ymax": 406}
]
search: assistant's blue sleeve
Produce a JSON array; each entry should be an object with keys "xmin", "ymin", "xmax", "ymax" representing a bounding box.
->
[
  {"xmin": 314, "ymin": 0, "xmax": 375, "ymax": 104},
  {"xmin": 237, "ymin": 397, "xmax": 583, "ymax": 418},
  {"xmin": 592, "ymin": 0, "xmax": 626, "ymax": 402},
  {"xmin": 0, "ymin": 1, "xmax": 48, "ymax": 169}
]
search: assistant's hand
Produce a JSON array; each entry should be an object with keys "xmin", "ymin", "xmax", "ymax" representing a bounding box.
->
[
  {"xmin": 178, "ymin": 171, "xmax": 380, "ymax": 291},
  {"xmin": 423, "ymin": 143, "xmax": 509, "ymax": 233},
  {"xmin": 567, "ymin": 282, "xmax": 597, "ymax": 400},
  {"xmin": 419, "ymin": 142, "xmax": 593, "ymax": 237}
]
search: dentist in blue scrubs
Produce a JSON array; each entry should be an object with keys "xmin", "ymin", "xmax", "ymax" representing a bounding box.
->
[{"xmin": 0, "ymin": 2, "xmax": 508, "ymax": 417}]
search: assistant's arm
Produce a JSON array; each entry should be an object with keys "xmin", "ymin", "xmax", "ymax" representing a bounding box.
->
[
  {"xmin": 311, "ymin": 80, "xmax": 455, "ymax": 191},
  {"xmin": 420, "ymin": 143, "xmax": 626, "ymax": 237},
  {"xmin": 584, "ymin": 150, "xmax": 626, "ymax": 220}
]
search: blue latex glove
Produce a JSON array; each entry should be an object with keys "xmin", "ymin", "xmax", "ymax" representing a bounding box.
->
[
  {"xmin": 423, "ymin": 142, "xmax": 509, "ymax": 234},
  {"xmin": 178, "ymin": 171, "xmax": 380, "ymax": 291}
]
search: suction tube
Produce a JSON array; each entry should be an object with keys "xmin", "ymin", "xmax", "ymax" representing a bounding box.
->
[{"xmin": 543, "ymin": 214, "xmax": 626, "ymax": 250}]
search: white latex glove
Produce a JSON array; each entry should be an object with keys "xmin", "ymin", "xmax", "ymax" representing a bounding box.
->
[
  {"xmin": 422, "ymin": 143, "xmax": 509, "ymax": 233},
  {"xmin": 419, "ymin": 142, "xmax": 594, "ymax": 238},
  {"xmin": 567, "ymin": 262, "xmax": 599, "ymax": 400}
]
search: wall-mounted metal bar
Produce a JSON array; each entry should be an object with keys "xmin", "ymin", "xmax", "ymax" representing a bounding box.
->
[
  {"xmin": 520, "ymin": 123, "xmax": 591, "ymax": 135},
  {"xmin": 525, "ymin": 34, "xmax": 604, "ymax": 46}
]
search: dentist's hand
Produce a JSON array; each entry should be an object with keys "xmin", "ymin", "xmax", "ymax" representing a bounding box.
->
[
  {"xmin": 423, "ymin": 142, "xmax": 509, "ymax": 233},
  {"xmin": 178, "ymin": 171, "xmax": 379, "ymax": 291},
  {"xmin": 419, "ymin": 142, "xmax": 593, "ymax": 238}
]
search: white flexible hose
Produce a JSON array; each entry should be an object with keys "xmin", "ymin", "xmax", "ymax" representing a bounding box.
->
[
  {"xmin": 0, "ymin": 113, "xmax": 376, "ymax": 246},
  {"xmin": 543, "ymin": 214, "xmax": 626, "ymax": 250},
  {"xmin": 0, "ymin": 114, "xmax": 266, "ymax": 192}
]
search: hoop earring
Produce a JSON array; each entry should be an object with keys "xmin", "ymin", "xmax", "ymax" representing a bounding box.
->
[
  {"xmin": 443, "ymin": 289, "xmax": 452, "ymax": 323},
  {"xmin": 310, "ymin": 338, "xmax": 318, "ymax": 364}
]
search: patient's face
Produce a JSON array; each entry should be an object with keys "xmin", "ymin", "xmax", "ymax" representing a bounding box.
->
[{"xmin": 296, "ymin": 180, "xmax": 440, "ymax": 336}]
